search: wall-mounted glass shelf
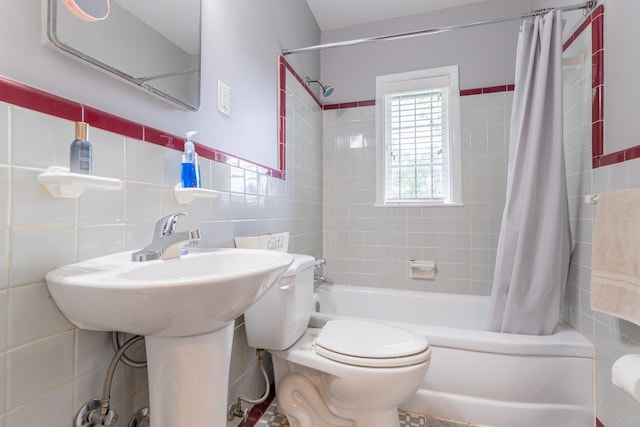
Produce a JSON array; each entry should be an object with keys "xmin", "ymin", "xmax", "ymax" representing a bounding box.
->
[
  {"xmin": 173, "ymin": 184, "xmax": 220, "ymax": 204},
  {"xmin": 37, "ymin": 166, "xmax": 123, "ymax": 199}
]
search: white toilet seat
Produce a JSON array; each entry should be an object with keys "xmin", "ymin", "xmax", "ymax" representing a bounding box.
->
[{"xmin": 314, "ymin": 319, "xmax": 431, "ymax": 368}]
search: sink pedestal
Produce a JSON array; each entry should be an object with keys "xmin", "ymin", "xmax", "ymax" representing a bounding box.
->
[{"xmin": 145, "ymin": 322, "xmax": 234, "ymax": 427}]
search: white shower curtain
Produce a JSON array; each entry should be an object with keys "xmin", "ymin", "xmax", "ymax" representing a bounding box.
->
[{"xmin": 487, "ymin": 10, "xmax": 571, "ymax": 335}]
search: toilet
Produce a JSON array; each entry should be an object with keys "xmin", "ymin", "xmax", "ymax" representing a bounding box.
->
[{"xmin": 244, "ymin": 254, "xmax": 431, "ymax": 427}]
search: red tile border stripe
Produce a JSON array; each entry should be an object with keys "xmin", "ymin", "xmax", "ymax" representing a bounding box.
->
[
  {"xmin": 83, "ymin": 106, "xmax": 144, "ymax": 141},
  {"xmin": 324, "ymin": 85, "xmax": 517, "ymax": 111},
  {"xmin": 0, "ymin": 75, "xmax": 284, "ymax": 179},
  {"xmin": 572, "ymin": 4, "xmax": 616, "ymax": 170}
]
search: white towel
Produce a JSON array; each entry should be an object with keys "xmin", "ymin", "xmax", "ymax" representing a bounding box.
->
[{"xmin": 591, "ymin": 188, "xmax": 640, "ymax": 326}]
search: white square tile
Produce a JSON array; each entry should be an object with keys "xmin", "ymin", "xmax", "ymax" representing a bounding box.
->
[
  {"xmin": 75, "ymin": 330, "xmax": 114, "ymax": 376},
  {"xmin": 187, "ymin": 195, "xmax": 213, "ymax": 222},
  {"xmin": 90, "ymin": 128, "xmax": 125, "ymax": 179},
  {"xmin": 0, "ymin": 293, "xmax": 6, "ymax": 353},
  {"xmin": 8, "ymin": 331, "xmax": 74, "ymax": 409},
  {"xmin": 0, "ymin": 229, "xmax": 7, "ymax": 289},
  {"xmin": 464, "ymin": 94, "xmax": 486, "ymax": 111},
  {"xmin": 608, "ymin": 162, "xmax": 628, "ymax": 191},
  {"xmin": 0, "ymin": 102, "xmax": 8, "ymax": 165},
  {"xmin": 211, "ymin": 192, "xmax": 230, "ymax": 220},
  {"xmin": 11, "ymin": 107, "xmax": 74, "ymax": 168},
  {"xmin": 487, "ymin": 107, "xmax": 507, "ymax": 125},
  {"xmin": 78, "ymin": 224, "xmax": 126, "ymax": 261},
  {"xmin": 468, "ymin": 108, "xmax": 487, "ymax": 127},
  {"xmin": 627, "ymin": 157, "xmax": 640, "ymax": 187},
  {"xmin": 124, "ymin": 182, "xmax": 162, "ymax": 223},
  {"xmin": 160, "ymin": 185, "xmax": 184, "ymax": 217},
  {"xmin": 78, "ymin": 187, "xmax": 125, "ymax": 225},
  {"xmin": 125, "ymin": 138, "xmax": 165, "ymax": 184},
  {"xmin": 229, "ymin": 193, "xmax": 246, "ymax": 219},
  {"xmin": 210, "ymin": 161, "xmax": 230, "ymax": 192},
  {"xmin": 125, "ymin": 138, "xmax": 163, "ymax": 183},
  {"xmin": 10, "ymin": 226, "xmax": 76, "ymax": 287},
  {"xmin": 162, "ymin": 146, "xmax": 182, "ymax": 186},
  {"xmin": 229, "ymin": 166, "xmax": 245, "ymax": 194},
  {"xmin": 486, "ymin": 92, "xmax": 506, "ymax": 110},
  {"xmin": 11, "ymin": 167, "xmax": 76, "ymax": 226},
  {"xmin": 75, "ymin": 365, "xmax": 109, "ymax": 409},
  {"xmin": 9, "ymin": 282, "xmax": 72, "ymax": 347},
  {"xmin": 0, "ymin": 165, "xmax": 9, "ymax": 226},
  {"xmin": 245, "ymin": 170, "xmax": 258, "ymax": 195},
  {"xmin": 125, "ymin": 222, "xmax": 155, "ymax": 251},
  {"xmin": 8, "ymin": 384, "xmax": 73, "ymax": 427}
]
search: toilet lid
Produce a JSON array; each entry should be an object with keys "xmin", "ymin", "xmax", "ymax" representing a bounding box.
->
[{"xmin": 314, "ymin": 320, "xmax": 430, "ymax": 368}]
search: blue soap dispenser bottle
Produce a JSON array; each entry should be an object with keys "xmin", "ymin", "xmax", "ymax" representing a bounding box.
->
[
  {"xmin": 181, "ymin": 131, "xmax": 201, "ymax": 188},
  {"xmin": 70, "ymin": 121, "xmax": 92, "ymax": 175}
]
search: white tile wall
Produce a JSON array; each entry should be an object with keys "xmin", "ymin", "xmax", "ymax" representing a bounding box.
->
[
  {"xmin": 562, "ymin": 25, "xmax": 640, "ymax": 427},
  {"xmin": 0, "ymin": 69, "xmax": 322, "ymax": 426},
  {"xmin": 0, "ymin": 103, "xmax": 8, "ymax": 165},
  {"xmin": 322, "ymin": 92, "xmax": 511, "ymax": 295}
]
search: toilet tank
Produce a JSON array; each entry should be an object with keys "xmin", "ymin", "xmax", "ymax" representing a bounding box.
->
[{"xmin": 244, "ymin": 254, "xmax": 316, "ymax": 351}]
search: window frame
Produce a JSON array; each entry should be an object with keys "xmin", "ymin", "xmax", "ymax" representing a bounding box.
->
[{"xmin": 375, "ymin": 65, "xmax": 463, "ymax": 207}]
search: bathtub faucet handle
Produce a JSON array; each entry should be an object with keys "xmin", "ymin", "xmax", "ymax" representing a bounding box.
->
[{"xmin": 315, "ymin": 257, "xmax": 326, "ymax": 269}]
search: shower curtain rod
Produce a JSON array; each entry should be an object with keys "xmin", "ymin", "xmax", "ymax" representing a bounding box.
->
[{"xmin": 282, "ymin": 0, "xmax": 597, "ymax": 55}]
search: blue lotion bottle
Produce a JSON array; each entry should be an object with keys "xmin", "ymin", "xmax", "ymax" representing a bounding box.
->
[
  {"xmin": 181, "ymin": 131, "xmax": 201, "ymax": 188},
  {"xmin": 70, "ymin": 122, "xmax": 92, "ymax": 175}
]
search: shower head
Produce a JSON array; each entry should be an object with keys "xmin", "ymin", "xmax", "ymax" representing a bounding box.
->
[{"xmin": 305, "ymin": 77, "xmax": 334, "ymax": 97}]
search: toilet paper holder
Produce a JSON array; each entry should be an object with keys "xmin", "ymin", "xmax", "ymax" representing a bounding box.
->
[
  {"xmin": 409, "ymin": 260, "xmax": 436, "ymax": 280},
  {"xmin": 612, "ymin": 354, "xmax": 640, "ymax": 403}
]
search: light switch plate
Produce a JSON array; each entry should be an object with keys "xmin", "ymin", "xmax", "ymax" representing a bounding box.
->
[{"xmin": 217, "ymin": 80, "xmax": 231, "ymax": 117}]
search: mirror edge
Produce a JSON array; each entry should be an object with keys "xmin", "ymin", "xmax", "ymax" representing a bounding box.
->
[{"xmin": 45, "ymin": 0, "xmax": 201, "ymax": 111}]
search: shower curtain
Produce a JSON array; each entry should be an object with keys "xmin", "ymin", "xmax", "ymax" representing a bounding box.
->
[{"xmin": 487, "ymin": 10, "xmax": 571, "ymax": 335}]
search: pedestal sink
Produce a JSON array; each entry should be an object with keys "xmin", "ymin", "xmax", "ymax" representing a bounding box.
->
[{"xmin": 45, "ymin": 248, "xmax": 294, "ymax": 427}]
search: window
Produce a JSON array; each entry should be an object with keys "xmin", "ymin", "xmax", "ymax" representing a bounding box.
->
[{"xmin": 375, "ymin": 66, "xmax": 462, "ymax": 206}]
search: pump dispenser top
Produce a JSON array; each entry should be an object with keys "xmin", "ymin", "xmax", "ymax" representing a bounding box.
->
[{"xmin": 181, "ymin": 131, "xmax": 201, "ymax": 188}]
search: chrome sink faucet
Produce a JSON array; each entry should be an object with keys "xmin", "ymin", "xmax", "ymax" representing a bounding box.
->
[{"xmin": 132, "ymin": 212, "xmax": 201, "ymax": 261}]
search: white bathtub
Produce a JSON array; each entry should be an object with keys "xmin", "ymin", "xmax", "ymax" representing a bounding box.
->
[{"xmin": 309, "ymin": 284, "xmax": 595, "ymax": 427}]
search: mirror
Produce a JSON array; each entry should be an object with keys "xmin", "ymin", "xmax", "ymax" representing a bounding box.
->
[
  {"xmin": 47, "ymin": 0, "xmax": 201, "ymax": 111},
  {"xmin": 62, "ymin": 0, "xmax": 110, "ymax": 22}
]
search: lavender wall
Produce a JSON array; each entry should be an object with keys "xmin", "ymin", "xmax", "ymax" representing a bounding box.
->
[
  {"xmin": 0, "ymin": 0, "xmax": 319, "ymax": 169},
  {"xmin": 319, "ymin": 0, "xmax": 526, "ymax": 104}
]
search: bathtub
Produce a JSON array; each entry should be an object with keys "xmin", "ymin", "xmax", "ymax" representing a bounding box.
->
[{"xmin": 309, "ymin": 284, "xmax": 594, "ymax": 427}]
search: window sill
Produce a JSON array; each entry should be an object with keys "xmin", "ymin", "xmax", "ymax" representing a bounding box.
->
[{"xmin": 374, "ymin": 202, "xmax": 464, "ymax": 208}]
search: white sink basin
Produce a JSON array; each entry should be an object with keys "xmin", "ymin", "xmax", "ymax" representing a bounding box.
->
[
  {"xmin": 46, "ymin": 246, "xmax": 295, "ymax": 427},
  {"xmin": 45, "ymin": 248, "xmax": 294, "ymax": 337}
]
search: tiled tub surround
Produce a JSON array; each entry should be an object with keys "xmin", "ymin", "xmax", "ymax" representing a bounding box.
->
[
  {"xmin": 562, "ymin": 11, "xmax": 640, "ymax": 427},
  {"xmin": 0, "ymin": 72, "xmax": 322, "ymax": 425},
  {"xmin": 322, "ymin": 91, "xmax": 511, "ymax": 295}
]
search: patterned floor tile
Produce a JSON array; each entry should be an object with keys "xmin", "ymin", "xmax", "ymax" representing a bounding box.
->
[{"xmin": 253, "ymin": 401, "xmax": 460, "ymax": 427}]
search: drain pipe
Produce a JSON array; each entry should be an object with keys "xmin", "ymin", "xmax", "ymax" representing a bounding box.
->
[
  {"xmin": 74, "ymin": 335, "xmax": 146, "ymax": 427},
  {"xmin": 227, "ymin": 349, "xmax": 270, "ymax": 422}
]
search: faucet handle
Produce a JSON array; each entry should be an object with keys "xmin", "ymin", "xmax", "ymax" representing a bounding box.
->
[
  {"xmin": 155, "ymin": 212, "xmax": 188, "ymax": 238},
  {"xmin": 315, "ymin": 257, "xmax": 326, "ymax": 269}
]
